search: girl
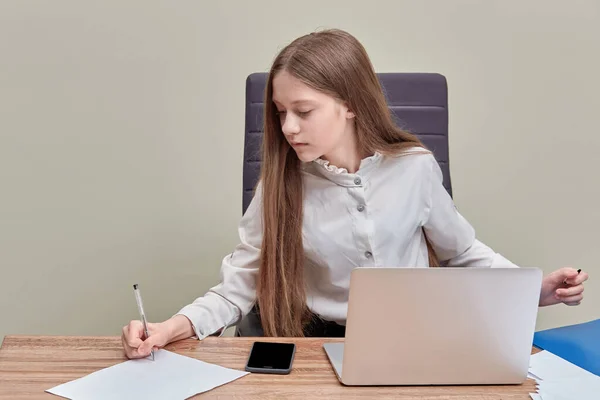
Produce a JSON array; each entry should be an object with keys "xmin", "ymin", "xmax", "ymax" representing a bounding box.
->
[{"xmin": 122, "ymin": 29, "xmax": 588, "ymax": 359}]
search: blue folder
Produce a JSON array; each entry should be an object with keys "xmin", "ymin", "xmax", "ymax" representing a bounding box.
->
[{"xmin": 533, "ymin": 318, "xmax": 600, "ymax": 376}]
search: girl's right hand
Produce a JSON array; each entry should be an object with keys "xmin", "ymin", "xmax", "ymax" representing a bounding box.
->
[{"xmin": 121, "ymin": 320, "xmax": 170, "ymax": 359}]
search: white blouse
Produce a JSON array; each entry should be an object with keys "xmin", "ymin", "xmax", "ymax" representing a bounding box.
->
[{"xmin": 176, "ymin": 149, "xmax": 518, "ymax": 339}]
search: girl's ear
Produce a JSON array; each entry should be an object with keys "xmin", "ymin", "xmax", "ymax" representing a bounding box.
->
[
  {"xmin": 344, "ymin": 103, "xmax": 355, "ymax": 119},
  {"xmin": 337, "ymin": 100, "xmax": 355, "ymax": 119}
]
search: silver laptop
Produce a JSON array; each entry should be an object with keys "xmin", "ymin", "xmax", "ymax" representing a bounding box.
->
[{"xmin": 323, "ymin": 267, "xmax": 542, "ymax": 386}]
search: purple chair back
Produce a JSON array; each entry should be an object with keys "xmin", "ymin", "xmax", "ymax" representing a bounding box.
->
[{"xmin": 243, "ymin": 72, "xmax": 451, "ymax": 214}]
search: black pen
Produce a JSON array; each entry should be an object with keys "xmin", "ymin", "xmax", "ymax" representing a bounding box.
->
[{"xmin": 563, "ymin": 269, "xmax": 582, "ymax": 285}]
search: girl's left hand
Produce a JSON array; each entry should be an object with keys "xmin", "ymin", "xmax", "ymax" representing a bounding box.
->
[{"xmin": 539, "ymin": 267, "xmax": 589, "ymax": 307}]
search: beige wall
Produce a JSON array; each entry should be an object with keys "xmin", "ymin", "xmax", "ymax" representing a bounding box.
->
[{"xmin": 1, "ymin": 1, "xmax": 599, "ymax": 344}]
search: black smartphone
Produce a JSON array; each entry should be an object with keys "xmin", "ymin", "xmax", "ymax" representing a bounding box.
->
[{"xmin": 245, "ymin": 341, "xmax": 296, "ymax": 374}]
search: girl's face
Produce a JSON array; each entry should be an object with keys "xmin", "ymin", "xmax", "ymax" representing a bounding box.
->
[{"xmin": 272, "ymin": 70, "xmax": 355, "ymax": 163}]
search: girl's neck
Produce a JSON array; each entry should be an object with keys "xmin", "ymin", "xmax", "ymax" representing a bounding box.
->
[{"xmin": 321, "ymin": 131, "xmax": 368, "ymax": 174}]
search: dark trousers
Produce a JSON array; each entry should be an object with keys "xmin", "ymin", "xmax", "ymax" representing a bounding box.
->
[
  {"xmin": 235, "ymin": 306, "xmax": 346, "ymax": 337},
  {"xmin": 303, "ymin": 315, "xmax": 346, "ymax": 337}
]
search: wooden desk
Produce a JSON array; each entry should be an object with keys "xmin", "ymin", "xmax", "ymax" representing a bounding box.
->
[{"xmin": 0, "ymin": 335, "xmax": 538, "ymax": 399}]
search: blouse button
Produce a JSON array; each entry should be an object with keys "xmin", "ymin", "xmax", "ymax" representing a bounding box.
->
[
  {"xmin": 357, "ymin": 204, "xmax": 365, "ymax": 212},
  {"xmin": 354, "ymin": 177, "xmax": 362, "ymax": 185},
  {"xmin": 365, "ymin": 251, "xmax": 372, "ymax": 259}
]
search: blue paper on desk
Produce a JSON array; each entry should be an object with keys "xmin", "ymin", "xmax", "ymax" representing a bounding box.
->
[{"xmin": 533, "ymin": 318, "xmax": 600, "ymax": 376}]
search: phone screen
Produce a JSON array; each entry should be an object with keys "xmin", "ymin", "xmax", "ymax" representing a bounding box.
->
[{"xmin": 246, "ymin": 342, "xmax": 295, "ymax": 370}]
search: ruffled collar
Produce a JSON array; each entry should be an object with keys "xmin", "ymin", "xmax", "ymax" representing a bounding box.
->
[
  {"xmin": 307, "ymin": 152, "xmax": 383, "ymax": 187},
  {"xmin": 313, "ymin": 152, "xmax": 383, "ymax": 174}
]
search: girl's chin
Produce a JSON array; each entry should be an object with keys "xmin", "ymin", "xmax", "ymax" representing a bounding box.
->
[
  {"xmin": 293, "ymin": 148, "xmax": 322, "ymax": 162},
  {"xmin": 296, "ymin": 152, "xmax": 321, "ymax": 163}
]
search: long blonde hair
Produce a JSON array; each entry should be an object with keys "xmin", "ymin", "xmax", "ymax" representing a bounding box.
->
[{"xmin": 257, "ymin": 29, "xmax": 438, "ymax": 337}]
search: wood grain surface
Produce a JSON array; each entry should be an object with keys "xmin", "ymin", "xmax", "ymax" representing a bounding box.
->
[{"xmin": 0, "ymin": 335, "xmax": 539, "ymax": 399}]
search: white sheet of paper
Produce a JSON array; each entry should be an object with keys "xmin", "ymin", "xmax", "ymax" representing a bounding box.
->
[
  {"xmin": 536, "ymin": 392, "xmax": 561, "ymax": 400},
  {"xmin": 527, "ymin": 371, "xmax": 542, "ymax": 382},
  {"xmin": 536, "ymin": 377, "xmax": 600, "ymax": 400},
  {"xmin": 46, "ymin": 349, "xmax": 249, "ymax": 400},
  {"xmin": 529, "ymin": 350, "xmax": 598, "ymax": 381},
  {"xmin": 528, "ymin": 350, "xmax": 600, "ymax": 400}
]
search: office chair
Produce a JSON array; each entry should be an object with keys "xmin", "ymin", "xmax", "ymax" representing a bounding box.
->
[{"xmin": 236, "ymin": 72, "xmax": 452, "ymax": 336}]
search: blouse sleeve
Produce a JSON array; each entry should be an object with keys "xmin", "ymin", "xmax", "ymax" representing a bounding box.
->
[
  {"xmin": 174, "ymin": 182, "xmax": 263, "ymax": 339},
  {"xmin": 422, "ymin": 154, "xmax": 519, "ymax": 268}
]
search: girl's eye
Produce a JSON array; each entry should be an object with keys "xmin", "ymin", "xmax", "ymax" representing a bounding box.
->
[{"xmin": 298, "ymin": 110, "xmax": 312, "ymax": 117}]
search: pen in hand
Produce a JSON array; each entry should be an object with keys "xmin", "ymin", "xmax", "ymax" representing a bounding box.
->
[
  {"xmin": 563, "ymin": 269, "xmax": 582, "ymax": 285},
  {"xmin": 133, "ymin": 284, "xmax": 154, "ymax": 361}
]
